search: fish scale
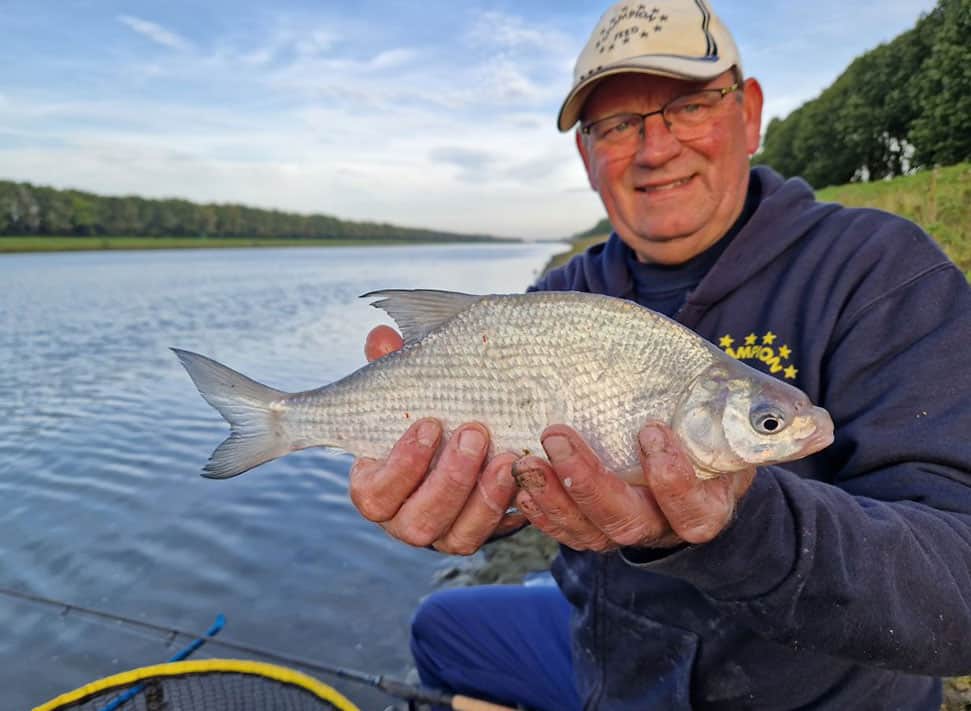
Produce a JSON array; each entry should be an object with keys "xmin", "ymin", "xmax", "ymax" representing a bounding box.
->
[{"xmin": 174, "ymin": 289, "xmax": 833, "ymax": 480}]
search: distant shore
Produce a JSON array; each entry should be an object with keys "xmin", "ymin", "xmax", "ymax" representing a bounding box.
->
[{"xmin": 0, "ymin": 236, "xmax": 513, "ymax": 254}]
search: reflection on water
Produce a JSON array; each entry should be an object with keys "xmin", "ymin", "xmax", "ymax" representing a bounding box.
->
[{"xmin": 0, "ymin": 242, "xmax": 563, "ymax": 708}]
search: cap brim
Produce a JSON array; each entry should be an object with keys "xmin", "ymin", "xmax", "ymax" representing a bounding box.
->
[{"xmin": 557, "ymin": 55, "xmax": 735, "ymax": 132}]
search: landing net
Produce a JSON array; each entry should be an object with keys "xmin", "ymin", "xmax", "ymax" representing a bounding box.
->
[{"xmin": 33, "ymin": 659, "xmax": 360, "ymax": 711}]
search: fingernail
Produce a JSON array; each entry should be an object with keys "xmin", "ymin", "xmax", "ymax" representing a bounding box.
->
[
  {"xmin": 511, "ymin": 461, "xmax": 546, "ymax": 491},
  {"xmin": 639, "ymin": 425, "xmax": 666, "ymax": 454},
  {"xmin": 416, "ymin": 420, "xmax": 439, "ymax": 448},
  {"xmin": 542, "ymin": 434, "xmax": 573, "ymax": 463},
  {"xmin": 458, "ymin": 428, "xmax": 485, "ymax": 455}
]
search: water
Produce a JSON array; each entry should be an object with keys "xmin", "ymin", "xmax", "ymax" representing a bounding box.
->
[{"xmin": 0, "ymin": 241, "xmax": 563, "ymax": 709}]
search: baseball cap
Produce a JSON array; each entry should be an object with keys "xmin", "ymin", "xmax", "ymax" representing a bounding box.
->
[{"xmin": 558, "ymin": 0, "xmax": 742, "ymax": 131}]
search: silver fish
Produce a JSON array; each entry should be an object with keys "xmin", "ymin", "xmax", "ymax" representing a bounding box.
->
[{"xmin": 174, "ymin": 289, "xmax": 834, "ymax": 480}]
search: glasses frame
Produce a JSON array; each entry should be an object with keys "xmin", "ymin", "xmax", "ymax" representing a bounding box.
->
[{"xmin": 580, "ymin": 82, "xmax": 742, "ymax": 144}]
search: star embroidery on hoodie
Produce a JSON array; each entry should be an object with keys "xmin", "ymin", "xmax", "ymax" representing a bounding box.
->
[{"xmin": 719, "ymin": 331, "xmax": 799, "ymax": 380}]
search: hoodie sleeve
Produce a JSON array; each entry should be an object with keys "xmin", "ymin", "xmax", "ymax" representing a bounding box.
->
[{"xmin": 630, "ymin": 242, "xmax": 971, "ymax": 676}]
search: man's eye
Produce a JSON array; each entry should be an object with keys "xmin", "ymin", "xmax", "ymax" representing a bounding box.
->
[
  {"xmin": 606, "ymin": 119, "xmax": 634, "ymax": 135},
  {"xmin": 679, "ymin": 103, "xmax": 704, "ymax": 114}
]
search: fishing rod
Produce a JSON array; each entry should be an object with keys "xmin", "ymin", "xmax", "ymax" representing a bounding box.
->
[{"xmin": 0, "ymin": 585, "xmax": 518, "ymax": 711}]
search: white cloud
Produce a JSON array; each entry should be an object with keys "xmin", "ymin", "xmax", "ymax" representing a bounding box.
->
[
  {"xmin": 370, "ymin": 48, "xmax": 417, "ymax": 70},
  {"xmin": 117, "ymin": 15, "xmax": 191, "ymax": 52},
  {"xmin": 467, "ymin": 10, "xmax": 569, "ymax": 53},
  {"xmin": 294, "ymin": 29, "xmax": 338, "ymax": 58}
]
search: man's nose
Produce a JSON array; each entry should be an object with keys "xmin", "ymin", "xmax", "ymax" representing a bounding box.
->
[{"xmin": 633, "ymin": 113, "xmax": 681, "ymax": 166}]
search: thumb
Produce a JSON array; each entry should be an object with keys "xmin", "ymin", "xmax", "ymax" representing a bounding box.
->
[{"xmin": 365, "ymin": 324, "xmax": 404, "ymax": 362}]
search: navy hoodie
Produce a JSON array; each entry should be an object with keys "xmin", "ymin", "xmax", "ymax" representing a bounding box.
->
[{"xmin": 532, "ymin": 166, "xmax": 971, "ymax": 710}]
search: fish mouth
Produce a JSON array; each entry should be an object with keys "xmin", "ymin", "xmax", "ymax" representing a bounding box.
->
[{"xmin": 797, "ymin": 409, "xmax": 835, "ymax": 455}]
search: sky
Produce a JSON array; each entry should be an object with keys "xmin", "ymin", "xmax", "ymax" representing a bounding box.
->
[{"xmin": 0, "ymin": 1, "xmax": 937, "ymax": 239}]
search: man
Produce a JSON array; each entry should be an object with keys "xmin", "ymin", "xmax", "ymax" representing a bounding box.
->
[{"xmin": 351, "ymin": 1, "xmax": 971, "ymax": 708}]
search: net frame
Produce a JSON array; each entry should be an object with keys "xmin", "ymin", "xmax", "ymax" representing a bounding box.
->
[{"xmin": 32, "ymin": 658, "xmax": 361, "ymax": 711}]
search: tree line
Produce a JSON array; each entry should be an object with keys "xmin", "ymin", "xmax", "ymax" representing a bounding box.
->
[
  {"xmin": 754, "ymin": 0, "xmax": 970, "ymax": 188},
  {"xmin": 0, "ymin": 180, "xmax": 496, "ymax": 242}
]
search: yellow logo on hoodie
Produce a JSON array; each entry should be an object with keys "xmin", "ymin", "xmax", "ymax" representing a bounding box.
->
[{"xmin": 718, "ymin": 331, "xmax": 798, "ymax": 380}]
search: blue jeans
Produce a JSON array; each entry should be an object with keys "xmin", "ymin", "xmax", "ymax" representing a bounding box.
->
[{"xmin": 410, "ymin": 582, "xmax": 581, "ymax": 711}]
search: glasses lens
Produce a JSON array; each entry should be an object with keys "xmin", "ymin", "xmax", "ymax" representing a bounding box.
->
[
  {"xmin": 665, "ymin": 90, "xmax": 726, "ymax": 139},
  {"xmin": 589, "ymin": 114, "xmax": 641, "ymax": 144}
]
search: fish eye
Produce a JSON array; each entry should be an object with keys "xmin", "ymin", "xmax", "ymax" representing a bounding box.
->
[{"xmin": 751, "ymin": 408, "xmax": 787, "ymax": 435}]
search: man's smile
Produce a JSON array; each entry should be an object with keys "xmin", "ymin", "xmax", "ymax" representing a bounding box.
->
[{"xmin": 635, "ymin": 175, "xmax": 694, "ymax": 193}]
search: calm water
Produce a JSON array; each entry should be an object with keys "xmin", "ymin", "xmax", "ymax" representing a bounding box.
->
[{"xmin": 0, "ymin": 241, "xmax": 563, "ymax": 709}]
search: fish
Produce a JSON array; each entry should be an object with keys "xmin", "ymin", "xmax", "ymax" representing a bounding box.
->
[{"xmin": 174, "ymin": 289, "xmax": 834, "ymax": 480}]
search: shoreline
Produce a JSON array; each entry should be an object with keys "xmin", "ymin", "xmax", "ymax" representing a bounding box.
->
[{"xmin": 0, "ymin": 236, "xmax": 517, "ymax": 254}]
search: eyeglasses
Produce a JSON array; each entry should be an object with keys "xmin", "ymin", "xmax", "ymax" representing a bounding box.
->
[{"xmin": 580, "ymin": 83, "xmax": 741, "ymax": 151}]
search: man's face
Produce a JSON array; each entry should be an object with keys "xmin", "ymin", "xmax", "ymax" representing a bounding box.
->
[{"xmin": 577, "ymin": 71, "xmax": 763, "ymax": 265}]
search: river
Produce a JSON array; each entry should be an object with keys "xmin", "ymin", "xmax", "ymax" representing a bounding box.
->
[{"xmin": 0, "ymin": 241, "xmax": 564, "ymax": 709}]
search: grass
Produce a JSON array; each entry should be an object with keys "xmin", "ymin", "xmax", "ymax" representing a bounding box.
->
[
  {"xmin": 817, "ymin": 162, "xmax": 971, "ymax": 273},
  {"xmin": 0, "ymin": 236, "xmax": 474, "ymax": 254},
  {"xmin": 539, "ymin": 233, "xmax": 612, "ymax": 274}
]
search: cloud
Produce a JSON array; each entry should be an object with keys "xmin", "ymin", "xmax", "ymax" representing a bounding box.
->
[
  {"xmin": 370, "ymin": 48, "xmax": 417, "ymax": 70},
  {"xmin": 117, "ymin": 15, "xmax": 191, "ymax": 51},
  {"xmin": 294, "ymin": 29, "xmax": 338, "ymax": 58},
  {"xmin": 428, "ymin": 146, "xmax": 496, "ymax": 182},
  {"xmin": 467, "ymin": 11, "xmax": 567, "ymax": 52}
]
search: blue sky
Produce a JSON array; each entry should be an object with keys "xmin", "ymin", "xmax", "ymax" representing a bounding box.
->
[{"xmin": 1, "ymin": 1, "xmax": 936, "ymax": 239}]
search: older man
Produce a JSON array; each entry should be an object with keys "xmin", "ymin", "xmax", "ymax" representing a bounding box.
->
[{"xmin": 351, "ymin": 1, "xmax": 971, "ymax": 708}]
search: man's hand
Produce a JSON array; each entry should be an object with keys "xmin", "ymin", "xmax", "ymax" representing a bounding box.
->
[
  {"xmin": 348, "ymin": 326, "xmax": 526, "ymax": 555},
  {"xmin": 512, "ymin": 423, "xmax": 756, "ymax": 551}
]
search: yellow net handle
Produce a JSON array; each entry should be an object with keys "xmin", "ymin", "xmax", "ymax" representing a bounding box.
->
[{"xmin": 33, "ymin": 658, "xmax": 360, "ymax": 711}]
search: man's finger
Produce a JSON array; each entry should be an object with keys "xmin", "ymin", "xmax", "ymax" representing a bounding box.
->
[
  {"xmin": 385, "ymin": 423, "xmax": 490, "ymax": 547},
  {"xmin": 434, "ymin": 452, "xmax": 521, "ymax": 555},
  {"xmin": 365, "ymin": 324, "xmax": 404, "ymax": 362},
  {"xmin": 540, "ymin": 426, "xmax": 671, "ymax": 548},
  {"xmin": 348, "ymin": 418, "xmax": 441, "ymax": 523},
  {"xmin": 512, "ymin": 455, "xmax": 613, "ymax": 551},
  {"xmin": 639, "ymin": 424, "xmax": 736, "ymax": 544}
]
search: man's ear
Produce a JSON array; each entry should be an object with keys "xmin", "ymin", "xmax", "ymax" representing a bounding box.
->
[
  {"xmin": 741, "ymin": 77, "xmax": 764, "ymax": 156},
  {"xmin": 576, "ymin": 129, "xmax": 599, "ymax": 191}
]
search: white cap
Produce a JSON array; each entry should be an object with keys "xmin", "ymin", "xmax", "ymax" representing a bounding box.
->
[{"xmin": 558, "ymin": 0, "xmax": 742, "ymax": 131}]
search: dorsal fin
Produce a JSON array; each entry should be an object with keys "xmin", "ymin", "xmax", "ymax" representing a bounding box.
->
[{"xmin": 361, "ymin": 289, "xmax": 483, "ymax": 344}]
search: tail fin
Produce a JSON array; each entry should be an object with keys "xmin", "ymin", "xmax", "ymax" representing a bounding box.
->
[{"xmin": 172, "ymin": 348, "xmax": 292, "ymax": 479}]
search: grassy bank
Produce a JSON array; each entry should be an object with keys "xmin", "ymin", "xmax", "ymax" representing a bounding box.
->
[
  {"xmin": 816, "ymin": 162, "xmax": 971, "ymax": 272},
  {"xmin": 0, "ymin": 236, "xmax": 476, "ymax": 254}
]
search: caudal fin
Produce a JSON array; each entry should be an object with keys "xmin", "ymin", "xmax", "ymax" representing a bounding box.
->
[{"xmin": 172, "ymin": 348, "xmax": 292, "ymax": 479}]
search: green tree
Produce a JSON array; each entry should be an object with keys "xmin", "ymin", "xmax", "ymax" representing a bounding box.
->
[{"xmin": 910, "ymin": 0, "xmax": 971, "ymax": 167}]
